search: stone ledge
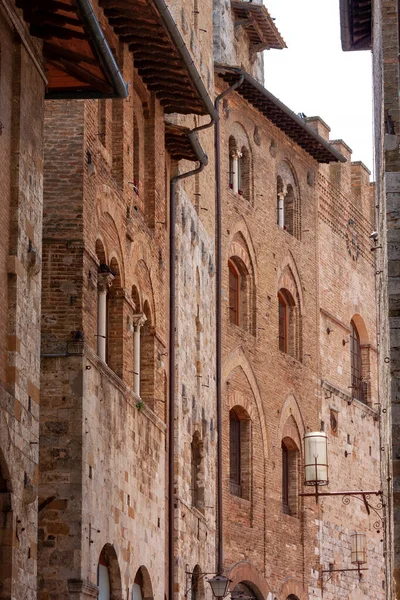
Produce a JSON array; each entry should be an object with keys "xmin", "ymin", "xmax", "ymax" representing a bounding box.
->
[{"xmin": 68, "ymin": 579, "xmax": 99, "ymax": 597}]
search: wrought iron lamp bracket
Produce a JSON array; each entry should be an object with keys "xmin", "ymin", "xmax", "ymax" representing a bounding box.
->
[
  {"xmin": 320, "ymin": 565, "xmax": 368, "ymax": 588},
  {"xmin": 300, "ymin": 487, "xmax": 384, "ymax": 531}
]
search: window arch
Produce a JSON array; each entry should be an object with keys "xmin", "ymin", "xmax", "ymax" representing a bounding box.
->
[
  {"xmin": 191, "ymin": 565, "xmax": 204, "ymax": 600},
  {"xmin": 350, "ymin": 319, "xmax": 367, "ymax": 403},
  {"xmin": 229, "ymin": 259, "xmax": 240, "ymax": 326},
  {"xmin": 276, "ymin": 163, "xmax": 300, "ymax": 238},
  {"xmin": 278, "ymin": 289, "xmax": 300, "ymax": 359},
  {"xmin": 228, "ymin": 253, "xmax": 254, "ymax": 333},
  {"xmin": 107, "ymin": 257, "xmax": 123, "ymax": 378},
  {"xmin": 229, "ymin": 406, "xmax": 251, "ymax": 499},
  {"xmin": 282, "ymin": 437, "xmax": 300, "ymax": 517},
  {"xmin": 228, "ymin": 135, "xmax": 251, "ymax": 200},
  {"xmin": 132, "ymin": 566, "xmax": 154, "ymax": 600}
]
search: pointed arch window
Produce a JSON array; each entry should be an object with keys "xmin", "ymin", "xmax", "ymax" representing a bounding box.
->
[
  {"xmin": 229, "ymin": 260, "xmax": 240, "ymax": 325},
  {"xmin": 278, "ymin": 292, "xmax": 288, "ymax": 353},
  {"xmin": 281, "ymin": 439, "xmax": 299, "ymax": 517},
  {"xmin": 229, "ymin": 406, "xmax": 251, "ymax": 499},
  {"xmin": 350, "ymin": 320, "xmax": 366, "ymax": 403}
]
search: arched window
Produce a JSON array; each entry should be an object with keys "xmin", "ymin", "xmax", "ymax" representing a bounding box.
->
[
  {"xmin": 276, "ymin": 166, "xmax": 300, "ymax": 238},
  {"xmin": 278, "ymin": 292, "xmax": 288, "ymax": 353},
  {"xmin": 278, "ymin": 289, "xmax": 299, "ymax": 359},
  {"xmin": 229, "ymin": 260, "xmax": 240, "ymax": 325},
  {"xmin": 229, "ymin": 407, "xmax": 250, "ymax": 499},
  {"xmin": 282, "ymin": 439, "xmax": 299, "ymax": 517},
  {"xmin": 350, "ymin": 319, "xmax": 366, "ymax": 403},
  {"xmin": 191, "ymin": 565, "xmax": 204, "ymax": 600},
  {"xmin": 133, "ymin": 110, "xmax": 140, "ymax": 195},
  {"xmin": 229, "ymin": 136, "xmax": 237, "ymax": 191},
  {"xmin": 98, "ymin": 551, "xmax": 111, "ymax": 600},
  {"xmin": 191, "ymin": 432, "xmax": 204, "ymax": 511},
  {"xmin": 239, "ymin": 146, "xmax": 250, "ymax": 199},
  {"xmin": 107, "ymin": 257, "xmax": 123, "ymax": 378},
  {"xmin": 140, "ymin": 301, "xmax": 155, "ymax": 407}
]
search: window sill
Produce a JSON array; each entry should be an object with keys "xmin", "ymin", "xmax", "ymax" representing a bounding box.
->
[
  {"xmin": 229, "ymin": 492, "xmax": 251, "ymax": 509},
  {"xmin": 279, "ymin": 350, "xmax": 303, "ymax": 368}
]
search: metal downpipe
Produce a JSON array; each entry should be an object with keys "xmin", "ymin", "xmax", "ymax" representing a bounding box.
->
[{"xmin": 75, "ymin": 0, "xmax": 128, "ymax": 98}]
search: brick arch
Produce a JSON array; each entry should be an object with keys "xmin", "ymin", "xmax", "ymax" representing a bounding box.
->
[
  {"xmin": 230, "ymin": 120, "xmax": 253, "ymax": 153},
  {"xmin": 276, "ymin": 159, "xmax": 300, "ymax": 194},
  {"xmin": 227, "ymin": 561, "xmax": 271, "ymax": 599},
  {"xmin": 132, "ymin": 259, "xmax": 156, "ymax": 328},
  {"xmin": 97, "ymin": 185, "xmax": 126, "ymax": 245},
  {"xmin": 278, "ymin": 578, "xmax": 306, "ymax": 600},
  {"xmin": 228, "ymin": 390, "xmax": 255, "ymax": 424},
  {"xmin": 277, "ymin": 253, "xmax": 304, "ymax": 313},
  {"xmin": 227, "ymin": 218, "xmax": 258, "ymax": 285},
  {"xmin": 278, "ymin": 395, "xmax": 305, "ymax": 454},
  {"xmin": 98, "ymin": 211, "xmax": 125, "ymax": 289},
  {"xmin": 351, "ymin": 313, "xmax": 369, "ymax": 345},
  {"xmin": 222, "ymin": 346, "xmax": 269, "ymax": 460}
]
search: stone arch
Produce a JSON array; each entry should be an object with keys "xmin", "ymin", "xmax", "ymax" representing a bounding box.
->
[
  {"xmin": 228, "ymin": 561, "xmax": 271, "ymax": 599},
  {"xmin": 98, "ymin": 544, "xmax": 123, "ymax": 600},
  {"xmin": 278, "ymin": 578, "xmax": 306, "ymax": 600},
  {"xmin": 191, "ymin": 564, "xmax": 205, "ymax": 600},
  {"xmin": 223, "ymin": 347, "xmax": 269, "ymax": 460},
  {"xmin": 132, "ymin": 565, "xmax": 154, "ymax": 600}
]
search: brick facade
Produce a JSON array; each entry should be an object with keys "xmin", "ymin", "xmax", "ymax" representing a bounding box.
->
[{"xmin": 0, "ymin": 1, "xmax": 386, "ymax": 600}]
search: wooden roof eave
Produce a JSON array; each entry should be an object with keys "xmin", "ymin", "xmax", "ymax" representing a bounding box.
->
[{"xmin": 215, "ymin": 65, "xmax": 346, "ymax": 164}]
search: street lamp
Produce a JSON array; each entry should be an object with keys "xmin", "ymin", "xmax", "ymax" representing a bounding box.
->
[
  {"xmin": 351, "ymin": 532, "xmax": 367, "ymax": 567},
  {"xmin": 207, "ymin": 575, "xmax": 231, "ymax": 599},
  {"xmin": 304, "ymin": 431, "xmax": 328, "ymax": 486}
]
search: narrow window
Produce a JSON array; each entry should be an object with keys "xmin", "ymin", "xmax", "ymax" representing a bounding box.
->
[
  {"xmin": 229, "ymin": 260, "xmax": 240, "ymax": 325},
  {"xmin": 278, "ymin": 292, "xmax": 287, "ymax": 353},
  {"xmin": 191, "ymin": 432, "xmax": 204, "ymax": 511},
  {"xmin": 282, "ymin": 442, "xmax": 289, "ymax": 514},
  {"xmin": 229, "ymin": 136, "xmax": 236, "ymax": 190},
  {"xmin": 229, "ymin": 410, "xmax": 241, "ymax": 496},
  {"xmin": 281, "ymin": 439, "xmax": 299, "ymax": 517},
  {"xmin": 98, "ymin": 99, "xmax": 107, "ymax": 147},
  {"xmin": 133, "ymin": 111, "xmax": 140, "ymax": 195},
  {"xmin": 350, "ymin": 320, "xmax": 365, "ymax": 402}
]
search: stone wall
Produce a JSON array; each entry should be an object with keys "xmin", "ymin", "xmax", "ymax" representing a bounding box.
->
[{"xmin": 0, "ymin": 6, "xmax": 45, "ymax": 600}]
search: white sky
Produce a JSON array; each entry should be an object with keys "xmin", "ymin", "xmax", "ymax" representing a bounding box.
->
[{"xmin": 263, "ymin": 0, "xmax": 374, "ymax": 176}]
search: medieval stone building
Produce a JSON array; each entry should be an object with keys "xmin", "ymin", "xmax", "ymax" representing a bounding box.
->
[{"xmin": 0, "ymin": 1, "xmax": 385, "ymax": 600}]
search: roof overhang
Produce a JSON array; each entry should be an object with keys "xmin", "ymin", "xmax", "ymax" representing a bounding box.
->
[
  {"xmin": 14, "ymin": 0, "xmax": 128, "ymax": 99},
  {"xmin": 100, "ymin": 0, "xmax": 215, "ymax": 115},
  {"xmin": 216, "ymin": 65, "xmax": 346, "ymax": 164},
  {"xmin": 165, "ymin": 123, "xmax": 198, "ymax": 162},
  {"xmin": 15, "ymin": 0, "xmax": 216, "ymax": 117},
  {"xmin": 339, "ymin": 0, "xmax": 372, "ymax": 51},
  {"xmin": 231, "ymin": 1, "xmax": 286, "ymax": 52}
]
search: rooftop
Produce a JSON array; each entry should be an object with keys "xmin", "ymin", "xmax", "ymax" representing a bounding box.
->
[
  {"xmin": 216, "ymin": 65, "xmax": 346, "ymax": 164},
  {"xmin": 339, "ymin": 0, "xmax": 372, "ymax": 51},
  {"xmin": 231, "ymin": 1, "xmax": 286, "ymax": 52}
]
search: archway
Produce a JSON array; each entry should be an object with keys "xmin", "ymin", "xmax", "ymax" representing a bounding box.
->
[{"xmin": 0, "ymin": 450, "xmax": 13, "ymax": 600}]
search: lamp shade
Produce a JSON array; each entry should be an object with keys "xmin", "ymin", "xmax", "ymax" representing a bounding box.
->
[
  {"xmin": 207, "ymin": 576, "xmax": 231, "ymax": 599},
  {"xmin": 351, "ymin": 532, "xmax": 367, "ymax": 565},
  {"xmin": 304, "ymin": 431, "xmax": 328, "ymax": 486}
]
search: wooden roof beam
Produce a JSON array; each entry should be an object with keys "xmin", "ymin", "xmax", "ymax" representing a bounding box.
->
[
  {"xmin": 29, "ymin": 23, "xmax": 87, "ymax": 40},
  {"xmin": 43, "ymin": 42, "xmax": 98, "ymax": 66},
  {"xmin": 48, "ymin": 58, "xmax": 112, "ymax": 92}
]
